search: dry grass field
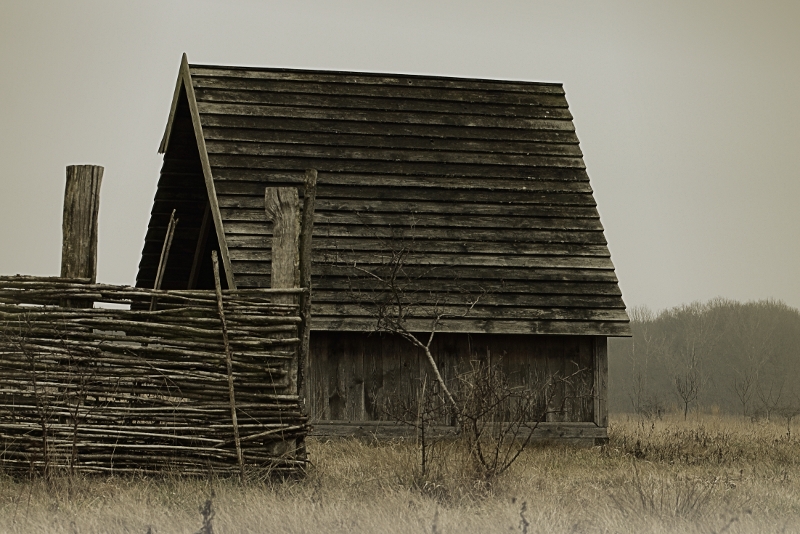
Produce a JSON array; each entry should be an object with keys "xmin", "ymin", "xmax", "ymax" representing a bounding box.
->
[{"xmin": 2, "ymin": 415, "xmax": 800, "ymax": 533}]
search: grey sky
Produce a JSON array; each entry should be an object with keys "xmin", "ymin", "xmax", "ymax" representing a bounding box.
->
[{"xmin": 1, "ymin": 0, "xmax": 797, "ymax": 312}]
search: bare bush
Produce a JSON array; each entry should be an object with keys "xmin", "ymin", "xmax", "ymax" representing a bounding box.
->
[
  {"xmin": 331, "ymin": 226, "xmax": 593, "ymax": 483},
  {"xmin": 610, "ymin": 461, "xmax": 717, "ymax": 521}
]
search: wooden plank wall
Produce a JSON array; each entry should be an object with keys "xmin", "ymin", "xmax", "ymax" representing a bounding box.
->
[
  {"xmin": 308, "ymin": 332, "xmax": 595, "ymax": 424},
  {"xmin": 136, "ymin": 87, "xmax": 227, "ymax": 290},
  {"xmin": 190, "ymin": 65, "xmax": 628, "ymax": 336}
]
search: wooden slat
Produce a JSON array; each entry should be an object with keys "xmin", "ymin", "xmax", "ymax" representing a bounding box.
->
[
  {"xmin": 220, "ymin": 208, "xmax": 602, "ymax": 231},
  {"xmin": 190, "ymin": 72, "xmax": 567, "ymax": 102},
  {"xmin": 189, "ymin": 65, "xmax": 566, "ymax": 95},
  {"xmin": 205, "ymin": 140, "xmax": 584, "ymax": 169},
  {"xmin": 215, "ymin": 176, "xmax": 595, "ymax": 198},
  {"xmin": 197, "ymin": 102, "xmax": 575, "ymax": 132},
  {"xmin": 312, "ymin": 317, "xmax": 631, "ymax": 336},
  {"xmin": 222, "ymin": 222, "xmax": 607, "ymax": 244},
  {"xmin": 202, "ymin": 126, "xmax": 583, "ymax": 157},
  {"xmin": 218, "ymin": 196, "xmax": 599, "ymax": 218},
  {"xmin": 207, "ymin": 154, "xmax": 585, "ymax": 177},
  {"xmin": 205, "ymin": 261, "xmax": 622, "ymax": 284},
  {"xmin": 229, "ymin": 249, "xmax": 614, "ymax": 269},
  {"xmin": 232, "ymin": 262, "xmax": 619, "ymax": 282},
  {"xmin": 311, "ymin": 303, "xmax": 626, "ymax": 321},
  {"xmin": 234, "ymin": 274, "xmax": 624, "ymax": 297},
  {"xmin": 194, "ymin": 87, "xmax": 573, "ymax": 120},
  {"xmin": 306, "ymin": 278, "xmax": 623, "ymax": 296},
  {"xmin": 314, "ymin": 263, "xmax": 619, "ymax": 282},
  {"xmin": 226, "ymin": 235, "xmax": 610, "ymax": 257},
  {"xmin": 311, "ymin": 291, "xmax": 625, "ymax": 309},
  {"xmin": 200, "ymin": 114, "xmax": 580, "ymax": 144}
]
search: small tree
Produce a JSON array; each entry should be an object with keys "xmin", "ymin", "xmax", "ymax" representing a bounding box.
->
[
  {"xmin": 331, "ymin": 229, "xmax": 591, "ymax": 480},
  {"xmin": 627, "ymin": 306, "xmax": 666, "ymax": 419},
  {"xmin": 674, "ymin": 358, "xmax": 703, "ymax": 420},
  {"xmin": 777, "ymin": 388, "xmax": 800, "ymax": 439},
  {"xmin": 731, "ymin": 370, "xmax": 756, "ymax": 418},
  {"xmin": 755, "ymin": 379, "xmax": 784, "ymax": 421},
  {"xmin": 664, "ymin": 302, "xmax": 720, "ymax": 419}
]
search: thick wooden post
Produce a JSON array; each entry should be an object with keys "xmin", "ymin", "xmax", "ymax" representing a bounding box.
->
[
  {"xmin": 264, "ymin": 185, "xmax": 303, "ymax": 458},
  {"xmin": 60, "ymin": 165, "xmax": 103, "ymax": 282},
  {"xmin": 265, "ymin": 186, "xmax": 301, "ymax": 399},
  {"xmin": 298, "ymin": 170, "xmax": 317, "ymax": 403},
  {"xmin": 264, "ymin": 188, "xmax": 301, "ymax": 302}
]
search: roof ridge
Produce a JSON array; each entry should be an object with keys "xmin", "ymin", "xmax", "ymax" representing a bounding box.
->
[{"xmin": 187, "ymin": 63, "xmax": 565, "ymax": 88}]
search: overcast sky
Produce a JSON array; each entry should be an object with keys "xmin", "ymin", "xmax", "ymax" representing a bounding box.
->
[{"xmin": 1, "ymin": 0, "xmax": 797, "ymax": 312}]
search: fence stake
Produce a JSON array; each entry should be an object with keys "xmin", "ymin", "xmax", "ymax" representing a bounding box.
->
[
  {"xmin": 151, "ymin": 209, "xmax": 178, "ymax": 310},
  {"xmin": 212, "ymin": 250, "xmax": 245, "ymax": 481}
]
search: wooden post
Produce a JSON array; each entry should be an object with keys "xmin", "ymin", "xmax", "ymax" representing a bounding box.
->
[
  {"xmin": 264, "ymin": 185, "xmax": 303, "ymax": 457},
  {"xmin": 60, "ymin": 165, "xmax": 103, "ymax": 283},
  {"xmin": 150, "ymin": 209, "xmax": 178, "ymax": 311},
  {"xmin": 298, "ymin": 170, "xmax": 318, "ymax": 401},
  {"xmin": 264, "ymin": 186, "xmax": 301, "ymax": 396},
  {"xmin": 212, "ymin": 250, "xmax": 245, "ymax": 481},
  {"xmin": 264, "ymin": 188, "xmax": 301, "ymax": 303},
  {"xmin": 153, "ymin": 209, "xmax": 178, "ymax": 292}
]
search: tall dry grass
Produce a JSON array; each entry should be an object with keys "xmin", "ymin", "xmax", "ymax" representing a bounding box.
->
[{"xmin": 1, "ymin": 414, "xmax": 799, "ymax": 533}]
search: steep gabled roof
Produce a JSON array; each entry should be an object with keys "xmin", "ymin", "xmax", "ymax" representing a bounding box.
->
[{"xmin": 137, "ymin": 54, "xmax": 630, "ymax": 336}]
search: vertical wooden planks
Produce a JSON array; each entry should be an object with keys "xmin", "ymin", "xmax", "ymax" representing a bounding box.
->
[
  {"xmin": 545, "ymin": 337, "xmax": 565, "ymax": 422},
  {"xmin": 327, "ymin": 336, "xmax": 346, "ymax": 420},
  {"xmin": 345, "ymin": 334, "xmax": 366, "ymax": 421},
  {"xmin": 593, "ymin": 336, "xmax": 608, "ymax": 427},
  {"xmin": 60, "ymin": 165, "xmax": 103, "ymax": 283},
  {"xmin": 381, "ymin": 333, "xmax": 399, "ymax": 420},
  {"xmin": 362, "ymin": 332, "xmax": 383, "ymax": 420},
  {"xmin": 309, "ymin": 332, "xmax": 331, "ymax": 420},
  {"xmin": 307, "ymin": 332, "xmax": 603, "ymax": 427},
  {"xmin": 298, "ymin": 170, "xmax": 317, "ymax": 413},
  {"xmin": 578, "ymin": 337, "xmax": 595, "ymax": 422}
]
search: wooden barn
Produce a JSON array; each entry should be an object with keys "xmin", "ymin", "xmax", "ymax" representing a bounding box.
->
[{"xmin": 136, "ymin": 54, "xmax": 630, "ymax": 442}]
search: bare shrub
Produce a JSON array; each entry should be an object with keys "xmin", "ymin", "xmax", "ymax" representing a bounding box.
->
[
  {"xmin": 332, "ymin": 229, "xmax": 592, "ymax": 485},
  {"xmin": 458, "ymin": 359, "xmax": 590, "ymax": 481},
  {"xmin": 610, "ymin": 462, "xmax": 717, "ymax": 520}
]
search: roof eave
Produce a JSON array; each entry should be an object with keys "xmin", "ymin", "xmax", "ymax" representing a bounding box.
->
[
  {"xmin": 155, "ymin": 54, "xmax": 238, "ymax": 290},
  {"xmin": 158, "ymin": 53, "xmax": 190, "ymax": 154}
]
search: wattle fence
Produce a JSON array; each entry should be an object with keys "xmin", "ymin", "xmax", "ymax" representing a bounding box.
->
[{"xmin": 0, "ymin": 275, "xmax": 308, "ymax": 477}]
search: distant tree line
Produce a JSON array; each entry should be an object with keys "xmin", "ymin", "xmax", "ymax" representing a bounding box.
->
[{"xmin": 609, "ymin": 298, "xmax": 800, "ymax": 420}]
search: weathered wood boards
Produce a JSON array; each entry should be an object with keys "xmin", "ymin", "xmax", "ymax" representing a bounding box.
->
[
  {"xmin": 61, "ymin": 165, "xmax": 103, "ymax": 283},
  {"xmin": 308, "ymin": 331, "xmax": 596, "ymax": 425},
  {"xmin": 135, "ymin": 61, "xmax": 630, "ymax": 337},
  {"xmin": 298, "ymin": 169, "xmax": 318, "ymax": 402},
  {"xmin": 311, "ymin": 421, "xmax": 606, "ymax": 444},
  {"xmin": 0, "ymin": 275, "xmax": 308, "ymax": 477},
  {"xmin": 263, "ymin": 187, "xmax": 300, "ymax": 299}
]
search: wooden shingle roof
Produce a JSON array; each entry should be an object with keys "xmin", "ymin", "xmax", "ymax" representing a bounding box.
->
[{"xmin": 137, "ymin": 55, "xmax": 630, "ymax": 336}]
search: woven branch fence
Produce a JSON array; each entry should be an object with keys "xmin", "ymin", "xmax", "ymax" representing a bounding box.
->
[{"xmin": 0, "ymin": 275, "xmax": 309, "ymax": 477}]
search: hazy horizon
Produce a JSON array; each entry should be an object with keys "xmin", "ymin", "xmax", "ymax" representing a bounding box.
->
[{"xmin": 1, "ymin": 0, "xmax": 798, "ymax": 312}]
